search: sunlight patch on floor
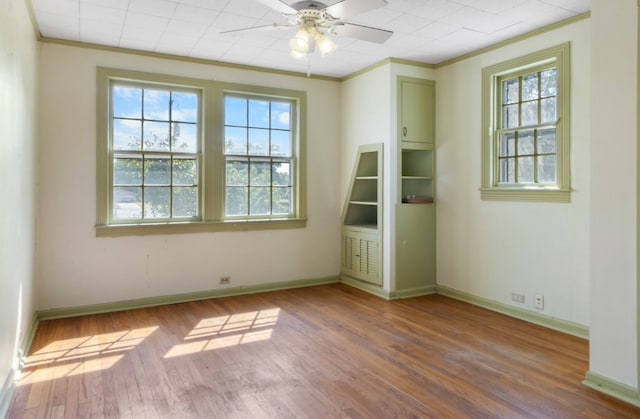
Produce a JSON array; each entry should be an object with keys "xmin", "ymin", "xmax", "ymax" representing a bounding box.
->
[
  {"xmin": 164, "ymin": 308, "xmax": 280, "ymax": 358},
  {"xmin": 17, "ymin": 326, "xmax": 158, "ymax": 385}
]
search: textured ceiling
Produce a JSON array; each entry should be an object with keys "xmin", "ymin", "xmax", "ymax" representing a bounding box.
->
[{"xmin": 30, "ymin": 0, "xmax": 590, "ymax": 78}]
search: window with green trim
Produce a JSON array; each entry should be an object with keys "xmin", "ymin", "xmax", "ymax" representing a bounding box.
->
[
  {"xmin": 224, "ymin": 95, "xmax": 294, "ymax": 218},
  {"xmin": 481, "ymin": 43, "xmax": 571, "ymax": 202},
  {"xmin": 111, "ymin": 83, "xmax": 201, "ymax": 222},
  {"xmin": 96, "ymin": 68, "xmax": 306, "ymax": 236}
]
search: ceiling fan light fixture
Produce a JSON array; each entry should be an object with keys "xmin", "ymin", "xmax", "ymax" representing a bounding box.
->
[
  {"xmin": 316, "ymin": 31, "xmax": 336, "ymax": 57},
  {"xmin": 289, "ymin": 28, "xmax": 313, "ymax": 53}
]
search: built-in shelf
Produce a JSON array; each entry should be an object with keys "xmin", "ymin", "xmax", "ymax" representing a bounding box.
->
[
  {"xmin": 401, "ymin": 147, "xmax": 434, "ymax": 203},
  {"xmin": 342, "ymin": 144, "xmax": 383, "ymax": 286},
  {"xmin": 395, "ymin": 76, "xmax": 436, "ymax": 295}
]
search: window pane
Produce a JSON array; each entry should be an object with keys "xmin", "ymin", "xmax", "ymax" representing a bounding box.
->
[
  {"xmin": 171, "ymin": 92, "xmax": 197, "ymax": 123},
  {"xmin": 173, "ymin": 159, "xmax": 197, "ymax": 186},
  {"xmin": 144, "ymin": 187, "xmax": 170, "ymax": 218},
  {"xmin": 225, "ymin": 127, "xmax": 247, "ymax": 154},
  {"xmin": 144, "ymin": 90, "xmax": 170, "ymax": 121},
  {"xmin": 521, "ymin": 101, "xmax": 538, "ymax": 126},
  {"xmin": 143, "ymin": 121, "xmax": 170, "ymax": 152},
  {"xmin": 518, "ymin": 130, "xmax": 535, "ymax": 155},
  {"xmin": 250, "ymin": 161, "xmax": 271, "ymax": 186},
  {"xmin": 249, "ymin": 100, "xmax": 269, "ymax": 128},
  {"xmin": 250, "ymin": 187, "xmax": 270, "ymax": 215},
  {"xmin": 225, "ymin": 97, "xmax": 247, "ymax": 126},
  {"xmin": 522, "ymin": 73, "xmax": 539, "ymax": 100},
  {"xmin": 226, "ymin": 186, "xmax": 248, "ymax": 215},
  {"xmin": 273, "ymin": 162, "xmax": 291, "ymax": 186},
  {"xmin": 113, "ymin": 119, "xmax": 142, "ymax": 151},
  {"xmin": 172, "ymin": 122, "xmax": 197, "ymax": 153},
  {"xmin": 249, "ymin": 128, "xmax": 269, "ymax": 156},
  {"xmin": 503, "ymin": 104, "xmax": 519, "ymax": 128},
  {"xmin": 272, "ymin": 187, "xmax": 292, "ymax": 214},
  {"xmin": 538, "ymin": 155, "xmax": 557, "ymax": 183},
  {"xmin": 144, "ymin": 158, "xmax": 171, "ymax": 185},
  {"xmin": 538, "ymin": 129, "xmax": 556, "ymax": 154},
  {"xmin": 271, "ymin": 102, "xmax": 291, "ymax": 130},
  {"xmin": 517, "ymin": 156, "xmax": 534, "ymax": 183},
  {"xmin": 173, "ymin": 186, "xmax": 198, "ymax": 217},
  {"xmin": 540, "ymin": 69, "xmax": 557, "ymax": 97},
  {"xmin": 541, "ymin": 97, "xmax": 556, "ymax": 123},
  {"xmin": 226, "ymin": 159, "xmax": 248, "ymax": 186},
  {"xmin": 113, "ymin": 187, "xmax": 142, "ymax": 220},
  {"xmin": 114, "ymin": 157, "xmax": 142, "ymax": 185},
  {"xmin": 113, "ymin": 86, "xmax": 142, "ymax": 118},
  {"xmin": 502, "ymin": 78, "xmax": 519, "ymax": 104},
  {"xmin": 499, "ymin": 158, "xmax": 515, "ymax": 183},
  {"xmin": 271, "ymin": 130, "xmax": 291, "ymax": 156},
  {"xmin": 499, "ymin": 133, "xmax": 515, "ymax": 157}
]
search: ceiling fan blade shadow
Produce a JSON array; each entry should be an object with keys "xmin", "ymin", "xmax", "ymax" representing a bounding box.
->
[
  {"xmin": 221, "ymin": 23, "xmax": 294, "ymax": 35},
  {"xmin": 331, "ymin": 23, "xmax": 393, "ymax": 44},
  {"xmin": 256, "ymin": 0, "xmax": 298, "ymax": 14},
  {"xmin": 324, "ymin": 0, "xmax": 388, "ymax": 20}
]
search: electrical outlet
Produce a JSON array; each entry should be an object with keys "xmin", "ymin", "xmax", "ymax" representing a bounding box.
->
[
  {"xmin": 534, "ymin": 294, "xmax": 544, "ymax": 310},
  {"xmin": 219, "ymin": 276, "xmax": 231, "ymax": 285},
  {"xmin": 511, "ymin": 293, "xmax": 525, "ymax": 304}
]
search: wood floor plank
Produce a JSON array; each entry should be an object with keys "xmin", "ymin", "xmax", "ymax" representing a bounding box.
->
[{"xmin": 8, "ymin": 284, "xmax": 640, "ymax": 418}]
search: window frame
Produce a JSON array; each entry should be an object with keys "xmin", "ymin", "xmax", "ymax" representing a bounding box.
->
[
  {"xmin": 96, "ymin": 68, "xmax": 306, "ymax": 236},
  {"xmin": 222, "ymin": 92, "xmax": 297, "ymax": 219},
  {"xmin": 480, "ymin": 43, "xmax": 571, "ymax": 202}
]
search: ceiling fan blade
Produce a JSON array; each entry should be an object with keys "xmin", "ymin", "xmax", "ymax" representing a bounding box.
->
[
  {"xmin": 221, "ymin": 23, "xmax": 294, "ymax": 35},
  {"xmin": 330, "ymin": 23, "xmax": 393, "ymax": 44},
  {"xmin": 324, "ymin": 0, "xmax": 388, "ymax": 20},
  {"xmin": 256, "ymin": 0, "xmax": 298, "ymax": 14}
]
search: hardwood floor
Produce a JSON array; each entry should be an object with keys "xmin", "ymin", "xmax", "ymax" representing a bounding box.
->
[{"xmin": 8, "ymin": 283, "xmax": 640, "ymax": 418}]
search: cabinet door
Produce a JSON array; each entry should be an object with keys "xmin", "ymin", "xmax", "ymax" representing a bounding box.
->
[
  {"xmin": 342, "ymin": 230, "xmax": 380, "ymax": 285},
  {"xmin": 400, "ymin": 80, "xmax": 435, "ymax": 145}
]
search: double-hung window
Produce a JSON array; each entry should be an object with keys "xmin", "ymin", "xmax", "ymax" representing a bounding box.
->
[
  {"xmin": 481, "ymin": 43, "xmax": 571, "ymax": 202},
  {"xmin": 111, "ymin": 83, "xmax": 200, "ymax": 222},
  {"xmin": 224, "ymin": 95, "xmax": 294, "ymax": 218},
  {"xmin": 96, "ymin": 68, "xmax": 306, "ymax": 236}
]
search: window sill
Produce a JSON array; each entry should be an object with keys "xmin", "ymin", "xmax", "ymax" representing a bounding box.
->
[
  {"xmin": 480, "ymin": 187, "xmax": 570, "ymax": 203},
  {"xmin": 96, "ymin": 218, "xmax": 307, "ymax": 237}
]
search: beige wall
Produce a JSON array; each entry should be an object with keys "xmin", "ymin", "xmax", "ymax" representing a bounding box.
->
[
  {"xmin": 589, "ymin": 0, "xmax": 638, "ymax": 390},
  {"xmin": 36, "ymin": 44, "xmax": 342, "ymax": 310},
  {"xmin": 0, "ymin": 0, "xmax": 39, "ymax": 409},
  {"xmin": 435, "ymin": 19, "xmax": 591, "ymax": 327}
]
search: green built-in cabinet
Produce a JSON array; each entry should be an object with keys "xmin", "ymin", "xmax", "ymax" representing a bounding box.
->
[
  {"xmin": 395, "ymin": 77, "xmax": 436, "ymax": 297},
  {"xmin": 341, "ymin": 144, "xmax": 383, "ymax": 286}
]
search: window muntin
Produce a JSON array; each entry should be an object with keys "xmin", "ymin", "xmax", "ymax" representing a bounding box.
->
[
  {"xmin": 223, "ymin": 95, "xmax": 294, "ymax": 218},
  {"xmin": 480, "ymin": 43, "xmax": 570, "ymax": 202},
  {"xmin": 111, "ymin": 83, "xmax": 200, "ymax": 222},
  {"xmin": 497, "ymin": 67, "xmax": 558, "ymax": 185}
]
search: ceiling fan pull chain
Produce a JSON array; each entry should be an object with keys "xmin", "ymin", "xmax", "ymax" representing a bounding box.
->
[{"xmin": 307, "ymin": 55, "xmax": 311, "ymax": 77}]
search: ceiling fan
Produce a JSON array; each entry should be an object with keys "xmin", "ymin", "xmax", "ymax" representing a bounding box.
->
[{"xmin": 222, "ymin": 0, "xmax": 393, "ymax": 60}]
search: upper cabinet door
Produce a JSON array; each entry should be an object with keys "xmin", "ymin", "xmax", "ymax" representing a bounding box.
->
[{"xmin": 400, "ymin": 79, "xmax": 435, "ymax": 145}]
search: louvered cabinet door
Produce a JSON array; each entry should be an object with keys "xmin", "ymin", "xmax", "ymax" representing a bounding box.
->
[{"xmin": 342, "ymin": 229, "xmax": 381, "ymax": 285}]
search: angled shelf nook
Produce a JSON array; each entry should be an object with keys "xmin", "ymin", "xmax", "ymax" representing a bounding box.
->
[{"xmin": 341, "ymin": 144, "xmax": 383, "ymax": 286}]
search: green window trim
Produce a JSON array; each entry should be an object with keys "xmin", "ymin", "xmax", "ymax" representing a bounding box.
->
[
  {"xmin": 481, "ymin": 43, "xmax": 571, "ymax": 203},
  {"xmin": 96, "ymin": 67, "xmax": 307, "ymax": 236}
]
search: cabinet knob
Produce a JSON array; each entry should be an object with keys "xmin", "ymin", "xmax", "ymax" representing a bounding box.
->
[{"xmin": 403, "ymin": 126, "xmax": 407, "ymax": 137}]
